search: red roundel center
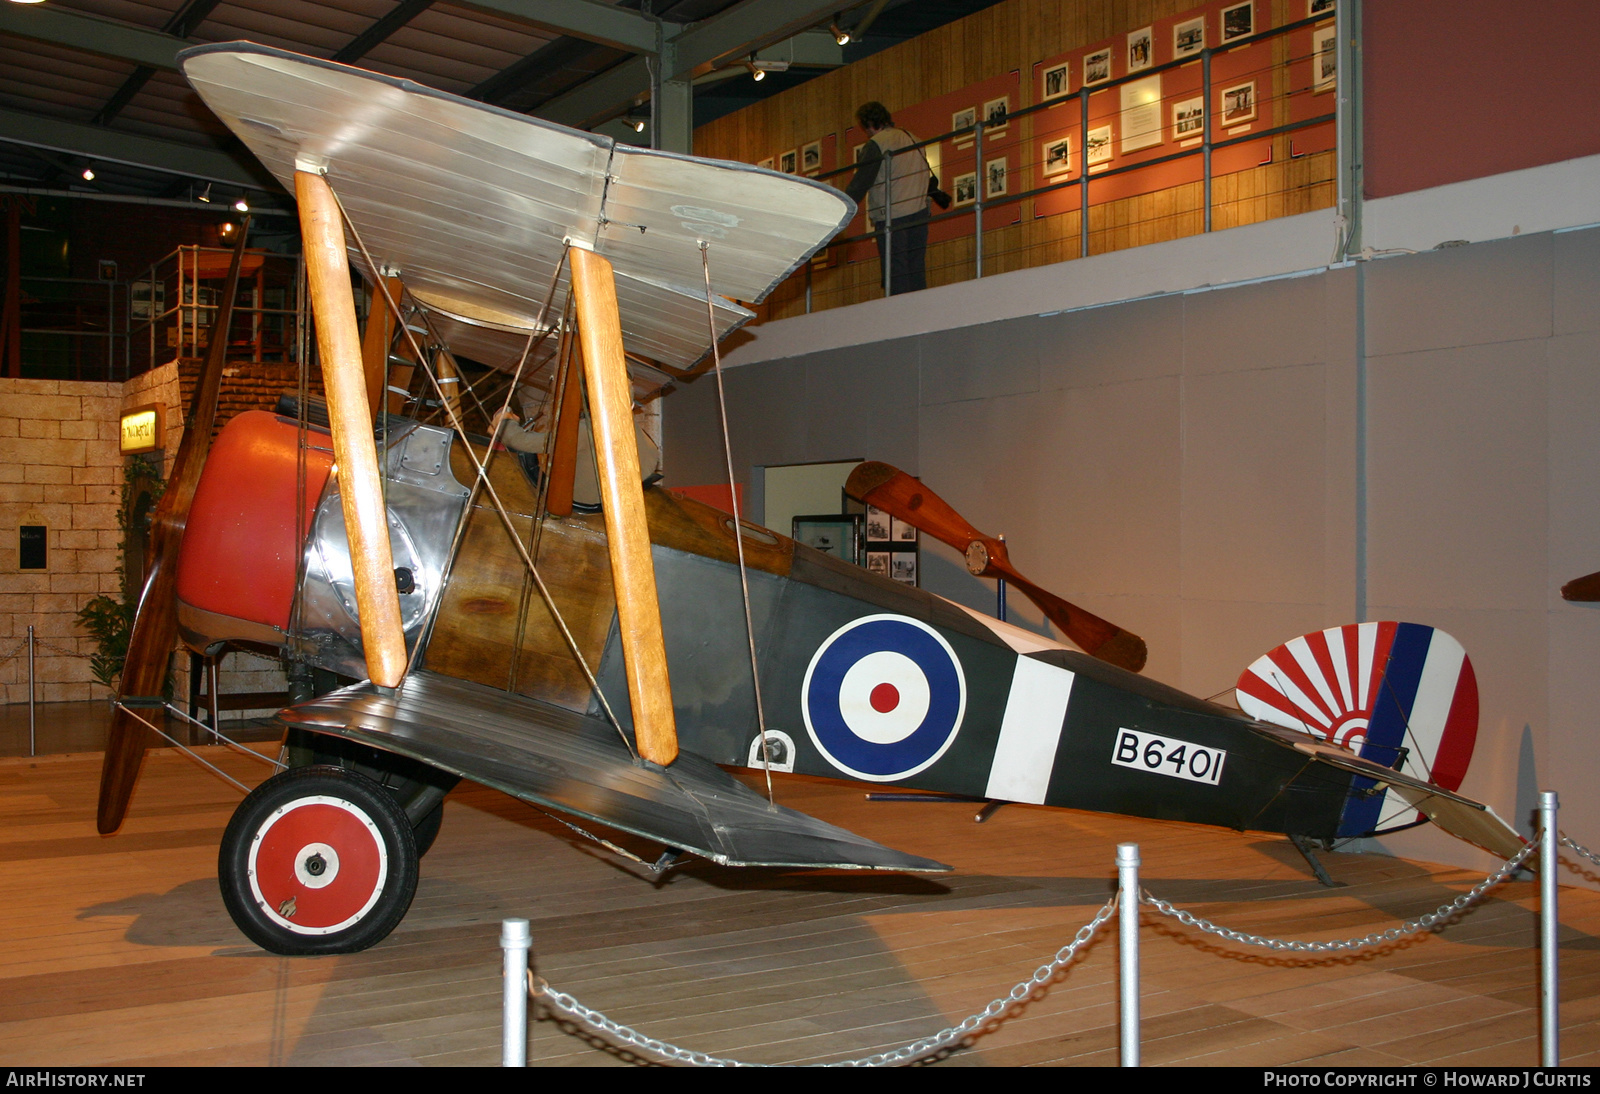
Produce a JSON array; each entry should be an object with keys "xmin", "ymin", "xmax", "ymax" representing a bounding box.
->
[{"xmin": 870, "ymin": 682, "xmax": 900, "ymax": 713}]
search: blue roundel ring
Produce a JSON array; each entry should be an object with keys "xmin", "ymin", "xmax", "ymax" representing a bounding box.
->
[{"xmin": 801, "ymin": 614, "xmax": 967, "ymax": 782}]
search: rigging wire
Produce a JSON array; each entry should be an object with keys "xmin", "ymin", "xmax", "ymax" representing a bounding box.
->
[
  {"xmin": 701, "ymin": 241, "xmax": 774, "ymax": 806},
  {"xmin": 324, "ymin": 178, "xmax": 635, "ymax": 760}
]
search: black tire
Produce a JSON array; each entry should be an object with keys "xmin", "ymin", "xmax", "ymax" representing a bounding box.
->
[
  {"xmin": 411, "ymin": 798, "xmax": 445, "ymax": 857},
  {"xmin": 219, "ymin": 766, "xmax": 418, "ymax": 955}
]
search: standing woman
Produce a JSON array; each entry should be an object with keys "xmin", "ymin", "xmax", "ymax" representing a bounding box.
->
[{"xmin": 844, "ymin": 101, "xmax": 933, "ymax": 295}]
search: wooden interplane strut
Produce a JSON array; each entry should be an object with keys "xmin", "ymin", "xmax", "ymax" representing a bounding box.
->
[
  {"xmin": 360, "ymin": 275, "xmax": 402, "ymax": 419},
  {"xmin": 97, "ymin": 219, "xmax": 252, "ymax": 833},
  {"xmin": 295, "ymin": 168, "xmax": 408, "ymax": 689},
  {"xmin": 570, "ymin": 246, "xmax": 678, "ymax": 767}
]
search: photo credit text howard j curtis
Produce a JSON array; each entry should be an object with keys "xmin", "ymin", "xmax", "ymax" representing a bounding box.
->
[{"xmin": 1262, "ymin": 1074, "xmax": 1593, "ymax": 1087}]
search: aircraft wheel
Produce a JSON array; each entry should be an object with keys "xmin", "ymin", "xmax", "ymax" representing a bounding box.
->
[
  {"xmin": 284, "ymin": 730, "xmax": 456, "ymax": 857},
  {"xmin": 219, "ymin": 766, "xmax": 418, "ymax": 955}
]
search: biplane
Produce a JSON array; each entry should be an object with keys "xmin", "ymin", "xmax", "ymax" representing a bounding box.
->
[{"xmin": 98, "ymin": 44, "xmax": 1524, "ymax": 956}]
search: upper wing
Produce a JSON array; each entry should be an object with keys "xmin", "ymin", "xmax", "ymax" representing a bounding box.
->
[{"xmin": 180, "ymin": 43, "xmax": 855, "ymax": 376}]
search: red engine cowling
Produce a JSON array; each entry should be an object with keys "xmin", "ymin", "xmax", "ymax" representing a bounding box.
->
[{"xmin": 175, "ymin": 410, "xmax": 333, "ymax": 649}]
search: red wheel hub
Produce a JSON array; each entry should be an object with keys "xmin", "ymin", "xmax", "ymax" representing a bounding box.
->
[{"xmin": 248, "ymin": 797, "xmax": 388, "ymax": 935}]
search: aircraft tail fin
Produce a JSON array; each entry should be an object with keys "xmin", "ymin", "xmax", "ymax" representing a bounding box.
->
[
  {"xmin": 1236, "ymin": 622, "xmax": 1481, "ymax": 841},
  {"xmin": 1258, "ymin": 729, "xmax": 1525, "ymax": 860}
]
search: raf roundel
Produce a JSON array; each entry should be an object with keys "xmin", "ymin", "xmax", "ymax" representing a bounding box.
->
[{"xmin": 802, "ymin": 614, "xmax": 967, "ymax": 781}]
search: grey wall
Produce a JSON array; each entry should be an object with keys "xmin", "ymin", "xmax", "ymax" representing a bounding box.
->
[{"xmin": 664, "ymin": 226, "xmax": 1600, "ymax": 880}]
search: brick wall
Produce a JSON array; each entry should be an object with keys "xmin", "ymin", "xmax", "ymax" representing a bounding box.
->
[
  {"xmin": 1, "ymin": 361, "xmax": 306, "ymax": 711},
  {"xmin": 0, "ymin": 379, "xmax": 125, "ymax": 702}
]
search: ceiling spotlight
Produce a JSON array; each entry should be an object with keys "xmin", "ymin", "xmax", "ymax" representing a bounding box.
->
[
  {"xmin": 830, "ymin": 18, "xmax": 851, "ymax": 46},
  {"xmin": 197, "ymin": 183, "xmax": 212, "ymax": 203},
  {"xmin": 80, "ymin": 166, "xmax": 95, "ymax": 181},
  {"xmin": 234, "ymin": 198, "xmax": 249, "ymax": 212},
  {"xmin": 745, "ymin": 56, "xmax": 789, "ymax": 82},
  {"xmin": 219, "ymin": 222, "xmax": 236, "ymax": 237},
  {"xmin": 7, "ymin": 1, "xmax": 50, "ymax": 6},
  {"xmin": 628, "ymin": 116, "xmax": 645, "ymax": 133}
]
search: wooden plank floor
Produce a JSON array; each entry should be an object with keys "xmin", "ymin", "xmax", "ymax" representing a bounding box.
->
[{"xmin": 3, "ymin": 740, "xmax": 1599, "ymax": 1067}]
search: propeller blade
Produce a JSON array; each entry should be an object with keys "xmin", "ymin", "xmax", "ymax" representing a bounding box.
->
[
  {"xmin": 98, "ymin": 221, "xmax": 253, "ymax": 834},
  {"xmin": 845, "ymin": 461, "xmax": 1148, "ymax": 673},
  {"xmin": 1562, "ymin": 570, "xmax": 1600, "ymax": 602}
]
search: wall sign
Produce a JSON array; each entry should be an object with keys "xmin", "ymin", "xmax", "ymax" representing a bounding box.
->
[{"xmin": 120, "ymin": 404, "xmax": 164, "ymax": 454}]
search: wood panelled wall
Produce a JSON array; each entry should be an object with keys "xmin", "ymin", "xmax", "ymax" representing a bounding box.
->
[{"xmin": 695, "ymin": 0, "xmax": 1334, "ymax": 319}]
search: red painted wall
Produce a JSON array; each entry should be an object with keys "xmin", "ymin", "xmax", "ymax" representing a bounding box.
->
[{"xmin": 1365, "ymin": 0, "xmax": 1600, "ymax": 197}]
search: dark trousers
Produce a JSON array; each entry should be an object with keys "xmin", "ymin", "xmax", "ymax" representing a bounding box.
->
[{"xmin": 873, "ymin": 216, "xmax": 929, "ymax": 296}]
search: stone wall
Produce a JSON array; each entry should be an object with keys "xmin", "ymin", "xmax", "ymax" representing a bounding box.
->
[
  {"xmin": 1, "ymin": 360, "xmax": 302, "ymax": 712},
  {"xmin": 0, "ymin": 378, "xmax": 125, "ymax": 702}
]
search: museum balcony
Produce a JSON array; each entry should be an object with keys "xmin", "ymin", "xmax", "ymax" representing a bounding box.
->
[{"xmin": 715, "ymin": 11, "xmax": 1338, "ymax": 326}]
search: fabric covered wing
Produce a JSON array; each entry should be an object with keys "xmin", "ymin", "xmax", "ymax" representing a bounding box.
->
[{"xmin": 180, "ymin": 44, "xmax": 853, "ymax": 372}]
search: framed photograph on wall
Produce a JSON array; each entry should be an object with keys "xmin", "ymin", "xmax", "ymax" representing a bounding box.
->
[
  {"xmin": 1084, "ymin": 47, "xmax": 1112, "ymax": 85},
  {"xmin": 866, "ymin": 552, "xmax": 890, "ymax": 577},
  {"xmin": 801, "ymin": 140, "xmax": 822, "ymax": 174},
  {"xmin": 1309, "ymin": 0, "xmax": 1335, "ymax": 14},
  {"xmin": 982, "ymin": 96, "xmax": 1010, "ymax": 134},
  {"xmin": 1120, "ymin": 75, "xmax": 1163, "ymax": 153},
  {"xmin": 952, "ymin": 106, "xmax": 977, "ymax": 148},
  {"xmin": 779, "ymin": 148, "xmax": 798, "ymax": 173},
  {"xmin": 1174, "ymin": 17, "xmax": 1205, "ymax": 57},
  {"xmin": 953, "ymin": 172, "xmax": 977, "ymax": 205},
  {"xmin": 1042, "ymin": 61, "xmax": 1071, "ymax": 102},
  {"xmin": 1312, "ymin": 25, "xmax": 1337, "ymax": 93},
  {"xmin": 1086, "ymin": 125, "xmax": 1112, "ymax": 165},
  {"xmin": 890, "ymin": 553, "xmax": 918, "ymax": 586},
  {"xmin": 985, "ymin": 157, "xmax": 1008, "ymax": 198},
  {"xmin": 792, "ymin": 514, "xmax": 863, "ymax": 566},
  {"xmin": 1172, "ymin": 96, "xmax": 1205, "ymax": 140},
  {"xmin": 756, "ymin": 156, "xmax": 774, "ymax": 170},
  {"xmin": 890, "ymin": 516, "xmax": 918, "ymax": 543},
  {"xmin": 1221, "ymin": 1, "xmax": 1254, "ymax": 43},
  {"xmin": 865, "ymin": 505, "xmax": 891, "ymax": 542},
  {"xmin": 1221, "ymin": 80, "xmax": 1256, "ymax": 127},
  {"xmin": 1127, "ymin": 27, "xmax": 1153, "ymax": 72},
  {"xmin": 1043, "ymin": 135, "xmax": 1072, "ymax": 177}
]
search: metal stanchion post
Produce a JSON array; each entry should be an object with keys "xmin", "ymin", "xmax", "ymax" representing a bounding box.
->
[
  {"xmin": 27, "ymin": 624, "xmax": 35, "ymax": 757},
  {"xmin": 502, "ymin": 918, "xmax": 531, "ymax": 1067},
  {"xmin": 996, "ymin": 534, "xmax": 1007, "ymax": 621},
  {"xmin": 1541, "ymin": 791, "xmax": 1559, "ymax": 1067},
  {"xmin": 1118, "ymin": 842, "xmax": 1140, "ymax": 1067}
]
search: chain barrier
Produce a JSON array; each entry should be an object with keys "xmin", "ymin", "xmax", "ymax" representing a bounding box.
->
[
  {"xmin": 1560, "ymin": 833, "xmax": 1600, "ymax": 869},
  {"xmin": 530, "ymin": 894, "xmax": 1119, "ymax": 1067},
  {"xmin": 33, "ymin": 637, "xmax": 93, "ymax": 661},
  {"xmin": 0, "ymin": 636, "xmax": 27, "ymax": 664},
  {"xmin": 1142, "ymin": 836, "xmax": 1542, "ymax": 953}
]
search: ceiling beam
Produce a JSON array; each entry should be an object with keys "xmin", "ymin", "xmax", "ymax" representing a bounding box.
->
[
  {"xmin": 455, "ymin": 0, "xmax": 656, "ymax": 54},
  {"xmin": 666, "ymin": 0, "xmax": 843, "ymax": 78},
  {"xmin": 0, "ymin": 108, "xmax": 272, "ymax": 190},
  {"xmin": 0, "ymin": 5, "xmax": 183, "ymax": 70},
  {"xmin": 333, "ymin": 0, "xmax": 436, "ymax": 64},
  {"xmin": 537, "ymin": 27, "xmax": 844, "ymax": 129}
]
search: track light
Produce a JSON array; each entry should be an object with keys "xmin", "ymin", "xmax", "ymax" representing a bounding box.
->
[
  {"xmin": 234, "ymin": 198, "xmax": 249, "ymax": 212},
  {"xmin": 628, "ymin": 116, "xmax": 645, "ymax": 133},
  {"xmin": 80, "ymin": 166, "xmax": 95, "ymax": 181},
  {"xmin": 197, "ymin": 183, "xmax": 212, "ymax": 203},
  {"xmin": 745, "ymin": 55, "xmax": 789, "ymax": 82},
  {"xmin": 830, "ymin": 17, "xmax": 851, "ymax": 45}
]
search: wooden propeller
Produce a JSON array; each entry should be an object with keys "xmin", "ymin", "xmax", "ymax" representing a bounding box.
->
[
  {"xmin": 845, "ymin": 461, "xmax": 1148, "ymax": 673},
  {"xmin": 1562, "ymin": 570, "xmax": 1600, "ymax": 602},
  {"xmin": 97, "ymin": 220, "xmax": 252, "ymax": 834}
]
